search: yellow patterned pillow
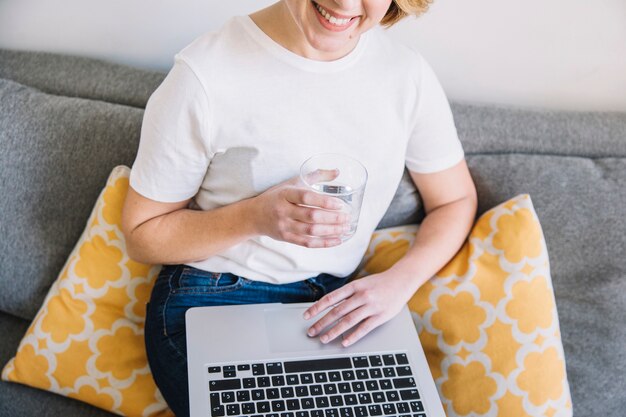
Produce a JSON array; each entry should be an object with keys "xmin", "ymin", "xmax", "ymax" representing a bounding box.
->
[
  {"xmin": 358, "ymin": 194, "xmax": 572, "ymax": 417},
  {"xmin": 2, "ymin": 166, "xmax": 173, "ymax": 417}
]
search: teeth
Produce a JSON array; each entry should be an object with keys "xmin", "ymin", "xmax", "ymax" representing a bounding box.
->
[{"xmin": 315, "ymin": 3, "xmax": 352, "ymax": 26}]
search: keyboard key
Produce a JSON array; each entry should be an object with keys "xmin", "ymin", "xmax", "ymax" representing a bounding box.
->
[
  {"xmin": 339, "ymin": 407, "xmax": 354, "ymax": 417},
  {"xmin": 223, "ymin": 365, "xmax": 235, "ymax": 372},
  {"xmin": 287, "ymin": 375, "xmax": 300, "ymax": 385},
  {"xmin": 400, "ymin": 389, "xmax": 420, "ymax": 400},
  {"xmin": 352, "ymin": 356, "xmax": 369, "ymax": 368},
  {"xmin": 369, "ymin": 355, "xmax": 382, "ymax": 367},
  {"xmin": 396, "ymin": 402, "xmax": 410, "ymax": 413},
  {"xmin": 383, "ymin": 367, "xmax": 396, "ymax": 378},
  {"xmin": 382, "ymin": 355, "xmax": 395, "ymax": 366},
  {"xmin": 323, "ymin": 384, "xmax": 337, "ymax": 395},
  {"xmin": 315, "ymin": 397, "xmax": 329, "ymax": 408},
  {"xmin": 356, "ymin": 370, "xmax": 369, "ymax": 380},
  {"xmin": 272, "ymin": 400, "xmax": 286, "ymax": 412},
  {"xmin": 210, "ymin": 379, "xmax": 241, "ymax": 392},
  {"xmin": 211, "ymin": 405, "xmax": 225, "ymax": 417},
  {"xmin": 296, "ymin": 412, "xmax": 310, "ymax": 417},
  {"xmin": 258, "ymin": 376, "xmax": 271, "ymax": 387},
  {"xmin": 242, "ymin": 402, "xmax": 255, "ymax": 414},
  {"xmin": 236, "ymin": 390, "xmax": 250, "ymax": 402},
  {"xmin": 366, "ymin": 380, "xmax": 379, "ymax": 391},
  {"xmin": 379, "ymin": 380, "xmax": 393, "ymax": 390},
  {"xmin": 369, "ymin": 368, "xmax": 383, "ymax": 379},
  {"xmin": 285, "ymin": 358, "xmax": 353, "ymax": 373},
  {"xmin": 324, "ymin": 409, "xmax": 338, "ymax": 417},
  {"xmin": 341, "ymin": 370, "xmax": 355, "ymax": 380},
  {"xmin": 396, "ymin": 366, "xmax": 412, "ymax": 376},
  {"xmin": 351, "ymin": 381, "xmax": 365, "ymax": 392},
  {"xmin": 395, "ymin": 353, "xmax": 409, "ymax": 365},
  {"xmin": 226, "ymin": 403, "xmax": 240, "ymax": 416},
  {"xmin": 281, "ymin": 413, "xmax": 295, "ymax": 417},
  {"xmin": 301, "ymin": 373, "xmax": 314, "ymax": 384},
  {"xmin": 209, "ymin": 366, "xmax": 221, "ymax": 373},
  {"xmin": 329, "ymin": 395, "xmax": 343, "ymax": 407},
  {"xmin": 315, "ymin": 372, "xmax": 328, "ymax": 383},
  {"xmin": 301, "ymin": 397, "xmax": 315, "ymax": 409},
  {"xmin": 252, "ymin": 363, "xmax": 265, "ymax": 375},
  {"xmin": 393, "ymin": 377, "xmax": 416, "ymax": 389},
  {"xmin": 310, "ymin": 385, "xmax": 323, "ymax": 396},
  {"xmin": 311, "ymin": 411, "xmax": 324, "ymax": 417},
  {"xmin": 257, "ymin": 401, "xmax": 271, "ymax": 413},
  {"xmin": 281, "ymin": 387, "xmax": 295, "ymax": 398},
  {"xmin": 344, "ymin": 394, "xmax": 358, "ymax": 406},
  {"xmin": 272, "ymin": 375, "xmax": 286, "ymax": 386},
  {"xmin": 252, "ymin": 389, "xmax": 265, "ymax": 400},
  {"xmin": 368, "ymin": 404, "xmax": 383, "ymax": 416},
  {"xmin": 267, "ymin": 388, "xmax": 280, "ymax": 399},
  {"xmin": 410, "ymin": 400, "xmax": 425, "ymax": 412},
  {"xmin": 243, "ymin": 377, "xmax": 256, "ymax": 388},
  {"xmin": 267, "ymin": 362, "xmax": 284, "ymax": 375},
  {"xmin": 223, "ymin": 370, "xmax": 236, "ymax": 378},
  {"xmin": 287, "ymin": 399, "xmax": 300, "ymax": 410},
  {"xmin": 385, "ymin": 390, "xmax": 399, "ymax": 402},
  {"xmin": 221, "ymin": 392, "xmax": 235, "ymax": 403},
  {"xmin": 296, "ymin": 386, "xmax": 309, "ymax": 397},
  {"xmin": 210, "ymin": 393, "xmax": 220, "ymax": 406},
  {"xmin": 329, "ymin": 371, "xmax": 341, "ymax": 382},
  {"xmin": 382, "ymin": 403, "xmax": 396, "ymax": 415},
  {"xmin": 238, "ymin": 364, "xmax": 251, "ymax": 371},
  {"xmin": 354, "ymin": 406, "xmax": 367, "ymax": 417},
  {"xmin": 338, "ymin": 383, "xmax": 351, "ymax": 393},
  {"xmin": 358, "ymin": 393, "xmax": 372, "ymax": 404},
  {"xmin": 372, "ymin": 392, "xmax": 386, "ymax": 403}
]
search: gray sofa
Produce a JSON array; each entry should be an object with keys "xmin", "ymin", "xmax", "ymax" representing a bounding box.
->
[{"xmin": 0, "ymin": 48, "xmax": 624, "ymax": 417}]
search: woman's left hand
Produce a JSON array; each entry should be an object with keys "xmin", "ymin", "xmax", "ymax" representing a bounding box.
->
[{"xmin": 303, "ymin": 271, "xmax": 414, "ymax": 347}]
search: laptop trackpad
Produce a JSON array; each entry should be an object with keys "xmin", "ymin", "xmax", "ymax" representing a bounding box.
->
[{"xmin": 264, "ymin": 306, "xmax": 343, "ymax": 353}]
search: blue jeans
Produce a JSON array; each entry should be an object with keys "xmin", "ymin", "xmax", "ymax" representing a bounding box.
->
[{"xmin": 144, "ymin": 264, "xmax": 350, "ymax": 417}]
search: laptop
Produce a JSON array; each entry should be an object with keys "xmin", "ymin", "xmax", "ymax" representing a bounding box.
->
[{"xmin": 186, "ymin": 302, "xmax": 445, "ymax": 417}]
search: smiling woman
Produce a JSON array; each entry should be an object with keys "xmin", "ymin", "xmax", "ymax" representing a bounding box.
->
[{"xmin": 120, "ymin": 0, "xmax": 477, "ymax": 415}]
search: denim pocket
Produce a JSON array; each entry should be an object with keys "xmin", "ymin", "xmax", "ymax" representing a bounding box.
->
[{"xmin": 173, "ymin": 266, "xmax": 247, "ymax": 294}]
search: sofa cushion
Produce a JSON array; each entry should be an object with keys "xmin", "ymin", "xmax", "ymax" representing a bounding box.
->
[
  {"xmin": 0, "ymin": 311, "xmax": 115, "ymax": 417},
  {"xmin": 0, "ymin": 48, "xmax": 164, "ymax": 108},
  {"xmin": 0, "ymin": 78, "xmax": 144, "ymax": 320},
  {"xmin": 360, "ymin": 195, "xmax": 572, "ymax": 417},
  {"xmin": 2, "ymin": 166, "xmax": 171, "ymax": 417}
]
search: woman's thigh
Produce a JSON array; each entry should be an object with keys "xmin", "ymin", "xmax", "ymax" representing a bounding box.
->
[{"xmin": 145, "ymin": 265, "xmax": 339, "ymax": 417}]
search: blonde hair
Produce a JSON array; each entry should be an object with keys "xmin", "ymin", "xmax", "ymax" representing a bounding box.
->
[{"xmin": 380, "ymin": 0, "xmax": 433, "ymax": 27}]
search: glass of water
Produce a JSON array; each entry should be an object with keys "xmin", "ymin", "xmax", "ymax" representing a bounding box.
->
[{"xmin": 299, "ymin": 153, "xmax": 368, "ymax": 242}]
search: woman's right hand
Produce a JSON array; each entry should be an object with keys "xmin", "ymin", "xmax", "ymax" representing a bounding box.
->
[{"xmin": 253, "ymin": 170, "xmax": 351, "ymax": 248}]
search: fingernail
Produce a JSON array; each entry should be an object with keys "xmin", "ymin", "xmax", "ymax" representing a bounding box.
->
[
  {"xmin": 303, "ymin": 312, "xmax": 310, "ymax": 320},
  {"xmin": 321, "ymin": 335, "xmax": 328, "ymax": 344},
  {"xmin": 342, "ymin": 340, "xmax": 351, "ymax": 347},
  {"xmin": 307, "ymin": 329, "xmax": 315, "ymax": 337}
]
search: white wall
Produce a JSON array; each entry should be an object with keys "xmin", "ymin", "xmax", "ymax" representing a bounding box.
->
[{"xmin": 1, "ymin": 0, "xmax": 625, "ymax": 112}]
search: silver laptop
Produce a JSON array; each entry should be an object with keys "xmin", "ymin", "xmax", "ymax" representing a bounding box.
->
[{"xmin": 186, "ymin": 302, "xmax": 445, "ymax": 417}]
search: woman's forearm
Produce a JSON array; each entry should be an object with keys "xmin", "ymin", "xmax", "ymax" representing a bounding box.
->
[
  {"xmin": 125, "ymin": 197, "xmax": 260, "ymax": 265},
  {"xmin": 387, "ymin": 194, "xmax": 477, "ymax": 292}
]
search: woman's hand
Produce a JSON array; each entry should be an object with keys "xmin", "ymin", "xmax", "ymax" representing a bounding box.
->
[
  {"xmin": 303, "ymin": 271, "xmax": 414, "ymax": 347},
  {"xmin": 253, "ymin": 170, "xmax": 351, "ymax": 248}
]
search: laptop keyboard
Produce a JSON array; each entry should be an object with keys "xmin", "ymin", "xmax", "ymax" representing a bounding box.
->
[{"xmin": 206, "ymin": 353, "xmax": 428, "ymax": 417}]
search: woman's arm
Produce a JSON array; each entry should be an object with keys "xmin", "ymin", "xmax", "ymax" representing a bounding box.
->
[
  {"xmin": 121, "ymin": 171, "xmax": 351, "ymax": 265},
  {"xmin": 304, "ymin": 159, "xmax": 477, "ymax": 346}
]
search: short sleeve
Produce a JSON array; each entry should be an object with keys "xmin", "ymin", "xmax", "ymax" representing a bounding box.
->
[
  {"xmin": 405, "ymin": 53, "xmax": 464, "ymax": 174},
  {"xmin": 129, "ymin": 55, "xmax": 212, "ymax": 202}
]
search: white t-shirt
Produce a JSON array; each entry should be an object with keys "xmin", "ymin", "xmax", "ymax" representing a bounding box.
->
[{"xmin": 130, "ymin": 16, "xmax": 464, "ymax": 284}]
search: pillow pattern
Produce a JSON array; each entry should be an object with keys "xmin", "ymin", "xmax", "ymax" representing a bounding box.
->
[
  {"xmin": 357, "ymin": 194, "xmax": 572, "ymax": 417},
  {"xmin": 2, "ymin": 165, "xmax": 173, "ymax": 417}
]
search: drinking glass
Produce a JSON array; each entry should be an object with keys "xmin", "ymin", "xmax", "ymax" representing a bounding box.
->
[{"xmin": 299, "ymin": 153, "xmax": 368, "ymax": 242}]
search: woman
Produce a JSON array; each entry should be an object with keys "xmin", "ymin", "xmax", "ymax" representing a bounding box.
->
[{"xmin": 121, "ymin": 0, "xmax": 477, "ymax": 415}]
